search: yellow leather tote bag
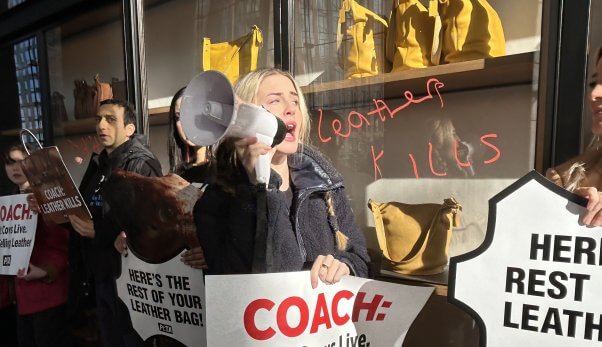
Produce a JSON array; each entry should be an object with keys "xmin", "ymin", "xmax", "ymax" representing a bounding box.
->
[
  {"xmin": 438, "ymin": 0, "xmax": 505, "ymax": 64},
  {"xmin": 386, "ymin": 0, "xmax": 441, "ymax": 71},
  {"xmin": 337, "ymin": 0, "xmax": 388, "ymax": 79},
  {"xmin": 368, "ymin": 198, "xmax": 461, "ymax": 275},
  {"xmin": 202, "ymin": 25, "xmax": 263, "ymax": 84}
]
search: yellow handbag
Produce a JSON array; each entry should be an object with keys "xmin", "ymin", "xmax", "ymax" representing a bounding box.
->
[
  {"xmin": 202, "ymin": 25, "xmax": 263, "ymax": 84},
  {"xmin": 337, "ymin": 0, "xmax": 388, "ymax": 79},
  {"xmin": 368, "ymin": 198, "xmax": 461, "ymax": 275},
  {"xmin": 438, "ymin": 0, "xmax": 505, "ymax": 64},
  {"xmin": 386, "ymin": 0, "xmax": 441, "ymax": 71}
]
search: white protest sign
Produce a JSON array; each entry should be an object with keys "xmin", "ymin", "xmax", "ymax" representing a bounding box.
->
[
  {"xmin": 116, "ymin": 250, "xmax": 206, "ymax": 346},
  {"xmin": 450, "ymin": 170, "xmax": 602, "ymax": 346},
  {"xmin": 206, "ymin": 271, "xmax": 433, "ymax": 346},
  {"xmin": 0, "ymin": 194, "xmax": 38, "ymax": 275}
]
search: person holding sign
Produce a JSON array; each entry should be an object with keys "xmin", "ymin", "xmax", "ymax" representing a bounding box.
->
[
  {"xmin": 161, "ymin": 87, "xmax": 213, "ymax": 271},
  {"xmin": 3, "ymin": 143, "xmax": 72, "ymax": 346},
  {"xmin": 547, "ymin": 47, "xmax": 602, "ymax": 227},
  {"xmin": 194, "ymin": 68, "xmax": 369, "ymax": 287},
  {"xmin": 167, "ymin": 86, "xmax": 215, "ymax": 185},
  {"xmin": 69, "ymin": 99, "xmax": 162, "ymax": 347}
]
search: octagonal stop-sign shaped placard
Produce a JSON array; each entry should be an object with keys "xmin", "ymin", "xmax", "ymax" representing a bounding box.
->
[{"xmin": 449, "ymin": 170, "xmax": 602, "ymax": 347}]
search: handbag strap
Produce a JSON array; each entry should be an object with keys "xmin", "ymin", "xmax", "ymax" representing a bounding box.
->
[
  {"xmin": 337, "ymin": 0, "xmax": 388, "ymax": 50},
  {"xmin": 443, "ymin": 197, "xmax": 462, "ymax": 227},
  {"xmin": 368, "ymin": 199, "xmax": 393, "ymax": 260},
  {"xmin": 429, "ymin": 0, "xmax": 443, "ymax": 65}
]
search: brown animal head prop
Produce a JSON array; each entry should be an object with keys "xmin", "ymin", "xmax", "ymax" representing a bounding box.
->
[{"xmin": 103, "ymin": 170, "xmax": 203, "ymax": 263}]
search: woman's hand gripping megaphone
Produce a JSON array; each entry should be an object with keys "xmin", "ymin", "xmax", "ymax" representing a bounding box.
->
[
  {"xmin": 230, "ymin": 96, "xmax": 285, "ymax": 186},
  {"xmin": 234, "ymin": 135, "xmax": 276, "ymax": 186}
]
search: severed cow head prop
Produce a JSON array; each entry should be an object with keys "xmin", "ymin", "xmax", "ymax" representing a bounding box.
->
[{"xmin": 103, "ymin": 170, "xmax": 203, "ymax": 263}]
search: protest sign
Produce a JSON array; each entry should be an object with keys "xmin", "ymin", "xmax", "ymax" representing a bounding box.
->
[
  {"xmin": 0, "ymin": 194, "xmax": 38, "ymax": 275},
  {"xmin": 20, "ymin": 146, "xmax": 91, "ymax": 224},
  {"xmin": 205, "ymin": 271, "xmax": 433, "ymax": 346},
  {"xmin": 450, "ymin": 170, "xmax": 602, "ymax": 346},
  {"xmin": 116, "ymin": 250, "xmax": 206, "ymax": 346}
]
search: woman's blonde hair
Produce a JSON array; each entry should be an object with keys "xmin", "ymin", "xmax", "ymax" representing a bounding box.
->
[
  {"xmin": 214, "ymin": 68, "xmax": 311, "ymax": 191},
  {"xmin": 233, "ymin": 68, "xmax": 311, "ymax": 145}
]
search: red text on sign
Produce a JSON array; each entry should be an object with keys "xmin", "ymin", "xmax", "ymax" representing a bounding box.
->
[{"xmin": 243, "ymin": 290, "xmax": 392, "ymax": 341}]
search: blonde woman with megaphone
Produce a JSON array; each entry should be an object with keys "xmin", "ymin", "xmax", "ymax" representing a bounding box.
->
[{"xmin": 193, "ymin": 68, "xmax": 369, "ymax": 288}]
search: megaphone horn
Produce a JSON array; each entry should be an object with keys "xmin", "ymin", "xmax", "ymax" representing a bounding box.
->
[{"xmin": 179, "ymin": 70, "xmax": 287, "ymax": 184}]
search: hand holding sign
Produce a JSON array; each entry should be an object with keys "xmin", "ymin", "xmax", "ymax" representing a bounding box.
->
[
  {"xmin": 180, "ymin": 246, "xmax": 207, "ymax": 270},
  {"xmin": 16, "ymin": 263, "xmax": 47, "ymax": 281},
  {"xmin": 310, "ymin": 254, "xmax": 350, "ymax": 289},
  {"xmin": 68, "ymin": 214, "xmax": 95, "ymax": 238},
  {"xmin": 573, "ymin": 186, "xmax": 602, "ymax": 227}
]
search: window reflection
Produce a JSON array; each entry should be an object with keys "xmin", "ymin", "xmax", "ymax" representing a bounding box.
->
[{"xmin": 13, "ymin": 36, "xmax": 43, "ymax": 143}]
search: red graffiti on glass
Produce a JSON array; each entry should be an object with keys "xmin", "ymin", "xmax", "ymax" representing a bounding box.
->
[
  {"xmin": 371, "ymin": 133, "xmax": 501, "ymax": 180},
  {"xmin": 318, "ymin": 78, "xmax": 445, "ymax": 143}
]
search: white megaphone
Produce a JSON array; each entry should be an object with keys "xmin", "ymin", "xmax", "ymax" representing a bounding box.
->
[{"xmin": 179, "ymin": 70, "xmax": 287, "ymax": 185}]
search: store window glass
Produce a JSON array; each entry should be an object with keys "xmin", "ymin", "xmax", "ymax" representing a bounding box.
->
[
  {"xmin": 45, "ymin": 1, "xmax": 125, "ymax": 183},
  {"xmin": 14, "ymin": 36, "xmax": 43, "ymax": 143},
  {"xmin": 143, "ymin": 0, "xmax": 274, "ymax": 171},
  {"xmin": 0, "ymin": 36, "xmax": 43, "ymax": 141},
  {"xmin": 0, "ymin": 0, "xmax": 26, "ymax": 15},
  {"xmin": 0, "ymin": 36, "xmax": 37, "ymax": 194},
  {"xmin": 294, "ymin": 0, "xmax": 542, "ymax": 252},
  {"xmin": 293, "ymin": 1, "xmax": 542, "ymax": 345},
  {"xmin": 0, "ymin": 44, "xmax": 20, "ymax": 133},
  {"xmin": 582, "ymin": 0, "xmax": 602, "ymax": 149}
]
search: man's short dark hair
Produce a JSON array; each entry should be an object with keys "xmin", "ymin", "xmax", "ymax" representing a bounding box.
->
[{"xmin": 99, "ymin": 99, "xmax": 137, "ymax": 126}]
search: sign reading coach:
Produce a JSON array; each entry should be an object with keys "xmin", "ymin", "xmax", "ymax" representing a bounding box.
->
[{"xmin": 206, "ymin": 272, "xmax": 433, "ymax": 346}]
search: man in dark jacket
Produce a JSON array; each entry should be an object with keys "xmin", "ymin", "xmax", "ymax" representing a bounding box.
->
[{"xmin": 68, "ymin": 99, "xmax": 162, "ymax": 347}]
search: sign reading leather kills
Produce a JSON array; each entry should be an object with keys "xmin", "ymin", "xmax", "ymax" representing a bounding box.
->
[
  {"xmin": 116, "ymin": 250, "xmax": 206, "ymax": 346},
  {"xmin": 205, "ymin": 272, "xmax": 433, "ymax": 346},
  {"xmin": 0, "ymin": 194, "xmax": 38, "ymax": 275},
  {"xmin": 450, "ymin": 171, "xmax": 602, "ymax": 346},
  {"xmin": 20, "ymin": 146, "xmax": 91, "ymax": 224}
]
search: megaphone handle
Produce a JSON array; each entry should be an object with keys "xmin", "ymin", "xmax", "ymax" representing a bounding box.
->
[{"xmin": 255, "ymin": 134, "xmax": 272, "ymax": 186}]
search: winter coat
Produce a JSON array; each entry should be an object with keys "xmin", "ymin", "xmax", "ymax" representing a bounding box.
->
[
  {"xmin": 194, "ymin": 144, "xmax": 369, "ymax": 277},
  {"xmin": 15, "ymin": 219, "xmax": 69, "ymax": 315}
]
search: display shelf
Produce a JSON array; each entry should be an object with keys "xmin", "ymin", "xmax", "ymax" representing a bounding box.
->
[{"xmin": 301, "ymin": 52, "xmax": 535, "ymax": 100}]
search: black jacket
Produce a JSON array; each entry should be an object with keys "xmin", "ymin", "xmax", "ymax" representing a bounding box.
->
[
  {"xmin": 194, "ymin": 145, "xmax": 369, "ymax": 277},
  {"xmin": 77, "ymin": 136, "xmax": 162, "ymax": 281}
]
